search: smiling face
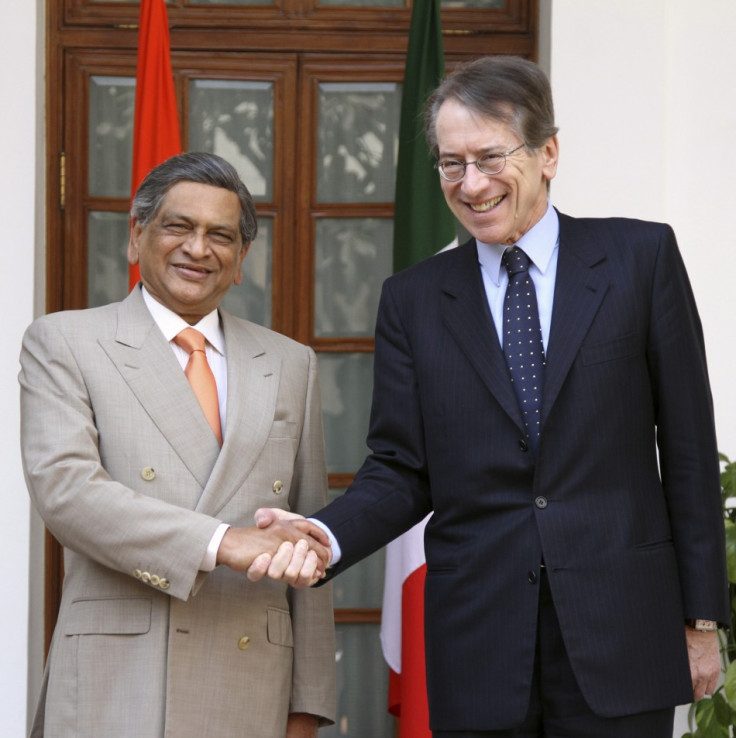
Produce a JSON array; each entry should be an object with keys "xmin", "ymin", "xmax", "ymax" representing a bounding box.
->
[
  {"xmin": 436, "ymin": 99, "xmax": 558, "ymax": 246},
  {"xmin": 127, "ymin": 181, "xmax": 248, "ymax": 324}
]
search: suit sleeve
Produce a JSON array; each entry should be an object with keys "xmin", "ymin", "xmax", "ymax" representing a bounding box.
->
[
  {"xmin": 313, "ymin": 278, "xmax": 433, "ymax": 575},
  {"xmin": 19, "ymin": 315, "xmax": 221, "ymax": 602},
  {"xmin": 286, "ymin": 347, "xmax": 336, "ymax": 724},
  {"xmin": 647, "ymin": 226, "xmax": 729, "ymax": 623}
]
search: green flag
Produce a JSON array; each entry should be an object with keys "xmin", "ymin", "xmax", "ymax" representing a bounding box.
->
[{"xmin": 392, "ymin": 0, "xmax": 456, "ymax": 274}]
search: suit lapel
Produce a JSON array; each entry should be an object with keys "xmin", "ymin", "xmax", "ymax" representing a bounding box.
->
[
  {"xmin": 195, "ymin": 310, "xmax": 280, "ymax": 517},
  {"xmin": 98, "ymin": 288, "xmax": 220, "ymax": 492},
  {"xmin": 542, "ymin": 213, "xmax": 610, "ymax": 423},
  {"xmin": 440, "ymin": 241, "xmax": 525, "ymax": 433}
]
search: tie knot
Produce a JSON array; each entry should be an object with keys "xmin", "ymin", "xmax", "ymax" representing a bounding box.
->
[
  {"xmin": 502, "ymin": 246, "xmax": 531, "ymax": 277},
  {"xmin": 174, "ymin": 327, "xmax": 206, "ymax": 355}
]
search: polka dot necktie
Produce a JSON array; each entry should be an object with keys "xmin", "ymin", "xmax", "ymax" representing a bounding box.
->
[
  {"xmin": 502, "ymin": 246, "xmax": 545, "ymax": 452},
  {"xmin": 174, "ymin": 327, "xmax": 223, "ymax": 446}
]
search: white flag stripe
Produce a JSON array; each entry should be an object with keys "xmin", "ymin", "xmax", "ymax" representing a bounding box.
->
[{"xmin": 380, "ymin": 514, "xmax": 432, "ymax": 673}]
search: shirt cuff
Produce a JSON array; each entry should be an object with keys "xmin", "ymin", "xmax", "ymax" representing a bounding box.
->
[
  {"xmin": 308, "ymin": 518, "xmax": 342, "ymax": 566},
  {"xmin": 200, "ymin": 523, "xmax": 230, "ymax": 571}
]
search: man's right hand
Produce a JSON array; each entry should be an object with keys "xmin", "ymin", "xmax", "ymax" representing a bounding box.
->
[
  {"xmin": 248, "ymin": 508, "xmax": 329, "ymax": 588},
  {"xmin": 215, "ymin": 516, "xmax": 331, "ymax": 587}
]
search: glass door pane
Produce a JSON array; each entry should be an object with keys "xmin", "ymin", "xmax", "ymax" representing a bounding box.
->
[
  {"xmin": 88, "ymin": 75, "xmax": 134, "ymax": 198},
  {"xmin": 314, "ymin": 218, "xmax": 393, "ymax": 338},
  {"xmin": 317, "ymin": 82, "xmax": 400, "ymax": 204},
  {"xmin": 188, "ymin": 79, "xmax": 275, "ymax": 202},
  {"xmin": 322, "ymin": 624, "xmax": 394, "ymax": 737}
]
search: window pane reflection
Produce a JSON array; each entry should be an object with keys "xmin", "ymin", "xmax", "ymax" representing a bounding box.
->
[
  {"xmin": 317, "ymin": 82, "xmax": 401, "ymax": 203},
  {"xmin": 220, "ymin": 217, "xmax": 272, "ymax": 327},
  {"xmin": 88, "ymin": 211, "xmax": 130, "ymax": 308},
  {"xmin": 319, "ymin": 353, "xmax": 373, "ymax": 474},
  {"xmin": 319, "ymin": 0, "xmax": 401, "ymax": 5},
  {"xmin": 189, "ymin": 79, "xmax": 274, "ymax": 202},
  {"xmin": 442, "ymin": 0, "xmax": 505, "ymax": 5},
  {"xmin": 322, "ymin": 624, "xmax": 394, "ymax": 738},
  {"xmin": 89, "ymin": 76, "xmax": 135, "ymax": 198},
  {"xmin": 187, "ymin": 0, "xmax": 275, "ymax": 4},
  {"xmin": 329, "ymin": 488, "xmax": 385, "ymax": 609},
  {"xmin": 314, "ymin": 218, "xmax": 392, "ymax": 338}
]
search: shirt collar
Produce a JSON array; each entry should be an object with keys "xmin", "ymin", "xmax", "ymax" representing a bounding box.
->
[
  {"xmin": 476, "ymin": 201, "xmax": 560, "ymax": 286},
  {"xmin": 141, "ymin": 285, "xmax": 225, "ymax": 356}
]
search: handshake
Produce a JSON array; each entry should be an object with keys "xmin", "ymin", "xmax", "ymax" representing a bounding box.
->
[{"xmin": 215, "ymin": 508, "xmax": 330, "ymax": 588}]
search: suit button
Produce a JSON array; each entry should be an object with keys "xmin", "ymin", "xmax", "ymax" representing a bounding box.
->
[
  {"xmin": 150, "ymin": 575, "xmax": 160, "ymax": 586},
  {"xmin": 133, "ymin": 569, "xmax": 142, "ymax": 579},
  {"xmin": 518, "ymin": 439, "xmax": 529, "ymax": 452},
  {"xmin": 141, "ymin": 467, "xmax": 156, "ymax": 481},
  {"xmin": 534, "ymin": 496, "xmax": 548, "ymax": 509},
  {"xmin": 528, "ymin": 570, "xmax": 538, "ymax": 584},
  {"xmin": 272, "ymin": 480, "xmax": 284, "ymax": 495},
  {"xmin": 238, "ymin": 636, "xmax": 251, "ymax": 651},
  {"xmin": 140, "ymin": 571, "xmax": 152, "ymax": 583},
  {"xmin": 159, "ymin": 578, "xmax": 170, "ymax": 590}
]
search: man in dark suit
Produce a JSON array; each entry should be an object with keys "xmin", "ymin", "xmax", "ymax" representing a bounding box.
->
[{"xmin": 255, "ymin": 56, "xmax": 728, "ymax": 737}]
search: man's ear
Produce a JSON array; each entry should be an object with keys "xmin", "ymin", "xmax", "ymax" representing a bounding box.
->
[
  {"xmin": 233, "ymin": 242, "xmax": 250, "ymax": 286},
  {"xmin": 127, "ymin": 219, "xmax": 142, "ymax": 266},
  {"xmin": 541, "ymin": 135, "xmax": 559, "ymax": 182}
]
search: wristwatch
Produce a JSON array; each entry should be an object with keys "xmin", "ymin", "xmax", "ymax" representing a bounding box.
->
[{"xmin": 685, "ymin": 619, "xmax": 718, "ymax": 632}]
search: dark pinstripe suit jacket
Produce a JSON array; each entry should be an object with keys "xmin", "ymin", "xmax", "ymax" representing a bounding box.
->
[{"xmin": 314, "ymin": 212, "xmax": 728, "ymax": 731}]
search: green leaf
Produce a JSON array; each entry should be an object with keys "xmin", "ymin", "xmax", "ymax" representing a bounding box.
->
[
  {"xmin": 724, "ymin": 660, "xmax": 736, "ymax": 709},
  {"xmin": 722, "ymin": 457, "xmax": 736, "ymax": 499},
  {"xmin": 725, "ymin": 519, "xmax": 736, "ymax": 584},
  {"xmin": 711, "ymin": 691, "xmax": 733, "ymax": 725},
  {"xmin": 694, "ymin": 696, "xmax": 730, "ymax": 737}
]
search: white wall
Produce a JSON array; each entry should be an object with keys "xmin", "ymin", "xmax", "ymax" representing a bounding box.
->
[
  {"xmin": 548, "ymin": 1, "xmax": 736, "ymax": 734},
  {"xmin": 0, "ymin": 1, "xmax": 42, "ymax": 736},
  {"xmin": 3, "ymin": 1, "xmax": 734, "ymax": 734},
  {"xmin": 549, "ymin": 0, "xmax": 736, "ymax": 458}
]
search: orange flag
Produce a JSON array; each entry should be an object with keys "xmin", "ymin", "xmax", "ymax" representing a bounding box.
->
[{"xmin": 129, "ymin": 0, "xmax": 181, "ymax": 290}]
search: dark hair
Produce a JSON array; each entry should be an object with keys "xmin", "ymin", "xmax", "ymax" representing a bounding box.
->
[
  {"xmin": 130, "ymin": 152, "xmax": 258, "ymax": 244},
  {"xmin": 425, "ymin": 56, "xmax": 559, "ymax": 158}
]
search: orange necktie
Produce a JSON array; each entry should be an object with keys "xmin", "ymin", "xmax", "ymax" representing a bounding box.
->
[{"xmin": 174, "ymin": 327, "xmax": 223, "ymax": 445}]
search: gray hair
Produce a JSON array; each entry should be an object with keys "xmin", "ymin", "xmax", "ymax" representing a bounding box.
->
[
  {"xmin": 425, "ymin": 56, "xmax": 559, "ymax": 158},
  {"xmin": 130, "ymin": 152, "xmax": 258, "ymax": 244}
]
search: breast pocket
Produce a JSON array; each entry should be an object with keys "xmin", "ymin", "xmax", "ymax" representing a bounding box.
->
[{"xmin": 581, "ymin": 333, "xmax": 640, "ymax": 366}]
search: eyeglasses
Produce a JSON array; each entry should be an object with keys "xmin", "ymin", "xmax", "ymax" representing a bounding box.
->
[{"xmin": 436, "ymin": 143, "xmax": 526, "ymax": 182}]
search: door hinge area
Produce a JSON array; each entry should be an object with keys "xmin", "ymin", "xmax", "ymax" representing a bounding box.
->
[{"xmin": 59, "ymin": 151, "xmax": 66, "ymax": 210}]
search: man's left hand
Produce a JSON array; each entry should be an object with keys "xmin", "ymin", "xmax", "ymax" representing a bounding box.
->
[
  {"xmin": 286, "ymin": 712, "xmax": 319, "ymax": 738},
  {"xmin": 686, "ymin": 627, "xmax": 720, "ymax": 700}
]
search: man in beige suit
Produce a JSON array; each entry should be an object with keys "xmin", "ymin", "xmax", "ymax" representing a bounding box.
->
[{"xmin": 20, "ymin": 152, "xmax": 335, "ymax": 738}]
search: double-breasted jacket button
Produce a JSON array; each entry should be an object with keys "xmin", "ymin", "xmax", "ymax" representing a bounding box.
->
[
  {"xmin": 238, "ymin": 636, "xmax": 251, "ymax": 651},
  {"xmin": 527, "ymin": 570, "xmax": 538, "ymax": 584},
  {"xmin": 518, "ymin": 439, "xmax": 529, "ymax": 452},
  {"xmin": 534, "ymin": 496, "xmax": 548, "ymax": 509},
  {"xmin": 272, "ymin": 480, "xmax": 284, "ymax": 495},
  {"xmin": 141, "ymin": 467, "xmax": 156, "ymax": 481}
]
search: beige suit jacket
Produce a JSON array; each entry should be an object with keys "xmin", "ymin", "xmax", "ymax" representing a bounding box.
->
[{"xmin": 20, "ymin": 287, "xmax": 335, "ymax": 737}]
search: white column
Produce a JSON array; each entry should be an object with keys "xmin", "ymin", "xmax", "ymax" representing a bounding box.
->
[
  {"xmin": 548, "ymin": 2, "xmax": 736, "ymax": 735},
  {"xmin": 0, "ymin": 0, "xmax": 44, "ymax": 734},
  {"xmin": 549, "ymin": 0, "xmax": 736, "ymax": 456}
]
